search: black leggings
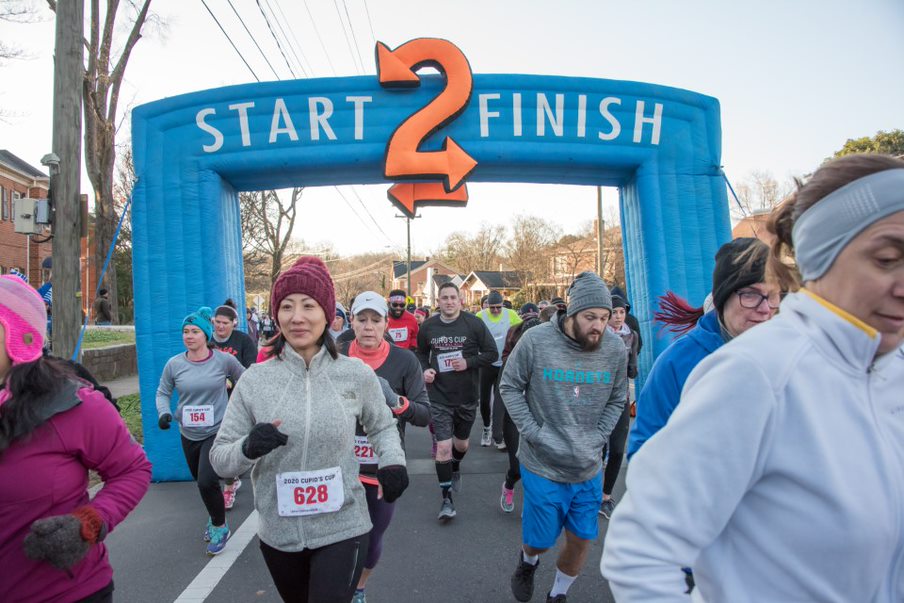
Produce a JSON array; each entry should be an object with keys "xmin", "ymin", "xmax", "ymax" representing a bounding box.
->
[
  {"xmin": 479, "ymin": 365, "xmax": 501, "ymax": 428},
  {"xmin": 260, "ymin": 534, "xmax": 369, "ymax": 603},
  {"xmin": 602, "ymin": 404, "xmax": 631, "ymax": 496},
  {"xmin": 363, "ymin": 482, "xmax": 395, "ymax": 569},
  {"xmin": 180, "ymin": 435, "xmax": 225, "ymax": 526},
  {"xmin": 502, "ymin": 406, "xmax": 521, "ymax": 489}
]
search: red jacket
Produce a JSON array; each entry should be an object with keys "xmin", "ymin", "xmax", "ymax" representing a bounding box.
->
[
  {"xmin": 387, "ymin": 311, "xmax": 419, "ymax": 349},
  {"xmin": 0, "ymin": 385, "xmax": 151, "ymax": 603}
]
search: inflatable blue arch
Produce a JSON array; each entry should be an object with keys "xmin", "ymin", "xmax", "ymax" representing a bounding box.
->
[{"xmin": 132, "ymin": 70, "xmax": 729, "ymax": 480}]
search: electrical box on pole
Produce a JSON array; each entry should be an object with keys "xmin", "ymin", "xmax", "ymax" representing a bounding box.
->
[{"xmin": 14, "ymin": 198, "xmax": 51, "ymax": 235}]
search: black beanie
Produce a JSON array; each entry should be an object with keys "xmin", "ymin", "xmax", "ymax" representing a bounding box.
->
[
  {"xmin": 487, "ymin": 291, "xmax": 503, "ymax": 305},
  {"xmin": 711, "ymin": 238, "xmax": 768, "ymax": 316},
  {"xmin": 611, "ymin": 295, "xmax": 627, "ymax": 309}
]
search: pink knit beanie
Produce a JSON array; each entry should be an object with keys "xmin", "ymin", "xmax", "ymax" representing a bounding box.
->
[
  {"xmin": 0, "ymin": 274, "xmax": 47, "ymax": 365},
  {"xmin": 270, "ymin": 257, "xmax": 336, "ymax": 324}
]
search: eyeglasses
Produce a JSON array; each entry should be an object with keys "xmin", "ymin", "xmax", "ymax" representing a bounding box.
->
[
  {"xmin": 736, "ymin": 289, "xmax": 782, "ymax": 310},
  {"xmin": 488, "ymin": 305, "xmax": 502, "ymax": 310}
]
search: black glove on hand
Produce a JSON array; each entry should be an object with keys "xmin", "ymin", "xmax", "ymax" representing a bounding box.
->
[
  {"xmin": 242, "ymin": 422, "xmax": 289, "ymax": 459},
  {"xmin": 158, "ymin": 413, "xmax": 172, "ymax": 430},
  {"xmin": 23, "ymin": 514, "xmax": 92, "ymax": 571},
  {"xmin": 377, "ymin": 376, "xmax": 401, "ymax": 410},
  {"xmin": 376, "ymin": 465, "xmax": 409, "ymax": 503}
]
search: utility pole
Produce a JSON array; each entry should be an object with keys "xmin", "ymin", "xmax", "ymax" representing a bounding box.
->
[
  {"xmin": 596, "ymin": 186, "xmax": 605, "ymax": 277},
  {"xmin": 50, "ymin": 0, "xmax": 85, "ymax": 360},
  {"xmin": 395, "ymin": 214, "xmax": 421, "ymax": 297}
]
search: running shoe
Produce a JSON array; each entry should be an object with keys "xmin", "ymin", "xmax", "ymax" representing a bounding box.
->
[
  {"xmin": 206, "ymin": 523, "xmax": 231, "ymax": 556},
  {"xmin": 437, "ymin": 497, "xmax": 456, "ymax": 521},
  {"xmin": 511, "ymin": 554, "xmax": 539, "ymax": 602},
  {"xmin": 599, "ymin": 498, "xmax": 616, "ymax": 519},
  {"xmin": 203, "ymin": 517, "xmax": 212, "ymax": 542},
  {"xmin": 495, "ymin": 440, "xmax": 507, "ymax": 451},
  {"xmin": 547, "ymin": 593, "xmax": 567, "ymax": 602},
  {"xmin": 451, "ymin": 470, "xmax": 462, "ymax": 493},
  {"xmin": 351, "ymin": 589, "xmax": 367, "ymax": 603},
  {"xmin": 500, "ymin": 483, "xmax": 515, "ymax": 513},
  {"xmin": 223, "ymin": 485, "xmax": 236, "ymax": 510},
  {"xmin": 481, "ymin": 426, "xmax": 492, "ymax": 446}
]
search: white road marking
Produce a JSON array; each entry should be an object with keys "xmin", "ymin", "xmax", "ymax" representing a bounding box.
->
[{"xmin": 173, "ymin": 510, "xmax": 260, "ymax": 602}]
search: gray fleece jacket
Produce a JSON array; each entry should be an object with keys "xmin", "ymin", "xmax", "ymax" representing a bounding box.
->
[
  {"xmin": 209, "ymin": 344, "xmax": 405, "ymax": 552},
  {"xmin": 500, "ymin": 316, "xmax": 627, "ymax": 483}
]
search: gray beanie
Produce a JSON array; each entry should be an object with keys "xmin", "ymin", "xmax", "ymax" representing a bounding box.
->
[{"xmin": 566, "ymin": 271, "xmax": 612, "ymax": 317}]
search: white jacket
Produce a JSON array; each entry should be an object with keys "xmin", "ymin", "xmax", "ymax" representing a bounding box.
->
[{"xmin": 602, "ymin": 291, "xmax": 904, "ymax": 602}]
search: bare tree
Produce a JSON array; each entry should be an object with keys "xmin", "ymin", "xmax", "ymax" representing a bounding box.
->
[
  {"xmin": 731, "ymin": 170, "xmax": 793, "ymax": 221},
  {"xmin": 552, "ymin": 222, "xmax": 598, "ymax": 288},
  {"xmin": 47, "ymin": 0, "xmax": 155, "ymax": 323},
  {"xmin": 435, "ymin": 224, "xmax": 507, "ymax": 274},
  {"xmin": 1, "ymin": 1, "xmax": 43, "ymax": 63},
  {"xmin": 240, "ymin": 188, "xmax": 302, "ymax": 290},
  {"xmin": 505, "ymin": 214, "xmax": 560, "ymax": 294}
]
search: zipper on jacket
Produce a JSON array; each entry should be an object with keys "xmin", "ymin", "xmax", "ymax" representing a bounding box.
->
[{"xmin": 298, "ymin": 364, "xmax": 313, "ymax": 548}]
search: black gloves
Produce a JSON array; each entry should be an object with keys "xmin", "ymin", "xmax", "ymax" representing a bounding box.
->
[
  {"xmin": 377, "ymin": 376, "xmax": 402, "ymax": 410},
  {"xmin": 158, "ymin": 413, "xmax": 172, "ymax": 430},
  {"xmin": 242, "ymin": 422, "xmax": 289, "ymax": 459},
  {"xmin": 376, "ymin": 465, "xmax": 409, "ymax": 503},
  {"xmin": 23, "ymin": 506, "xmax": 106, "ymax": 571}
]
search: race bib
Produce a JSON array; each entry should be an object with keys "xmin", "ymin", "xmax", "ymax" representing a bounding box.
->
[
  {"xmin": 276, "ymin": 467, "xmax": 344, "ymax": 517},
  {"xmin": 354, "ymin": 435, "xmax": 380, "ymax": 464},
  {"xmin": 437, "ymin": 350, "xmax": 463, "ymax": 373},
  {"xmin": 182, "ymin": 405, "xmax": 214, "ymax": 427},
  {"xmin": 388, "ymin": 327, "xmax": 408, "ymax": 342}
]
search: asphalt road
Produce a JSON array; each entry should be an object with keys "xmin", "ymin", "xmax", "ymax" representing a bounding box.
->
[{"xmin": 105, "ymin": 420, "xmax": 623, "ymax": 602}]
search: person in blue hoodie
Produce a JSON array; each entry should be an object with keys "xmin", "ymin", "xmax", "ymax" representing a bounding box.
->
[
  {"xmin": 603, "ymin": 153, "xmax": 904, "ymax": 602},
  {"xmin": 627, "ymin": 237, "xmax": 777, "ymax": 460}
]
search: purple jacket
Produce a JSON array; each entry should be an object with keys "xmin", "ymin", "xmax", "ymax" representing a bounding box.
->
[{"xmin": 0, "ymin": 385, "xmax": 151, "ymax": 603}]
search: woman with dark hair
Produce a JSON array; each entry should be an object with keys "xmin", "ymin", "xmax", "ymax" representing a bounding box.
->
[
  {"xmin": 0, "ymin": 275, "xmax": 151, "ymax": 603},
  {"xmin": 627, "ymin": 237, "xmax": 778, "ymax": 459},
  {"xmin": 156, "ymin": 306, "xmax": 245, "ymax": 556},
  {"xmin": 210, "ymin": 257, "xmax": 409, "ymax": 603},
  {"xmin": 337, "ymin": 290, "xmax": 431, "ymax": 603},
  {"xmin": 604, "ymin": 154, "xmax": 904, "ymax": 602}
]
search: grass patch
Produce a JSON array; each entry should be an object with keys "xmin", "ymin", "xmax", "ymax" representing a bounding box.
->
[
  {"xmin": 81, "ymin": 329, "xmax": 135, "ymax": 350},
  {"xmin": 118, "ymin": 393, "xmax": 143, "ymax": 444}
]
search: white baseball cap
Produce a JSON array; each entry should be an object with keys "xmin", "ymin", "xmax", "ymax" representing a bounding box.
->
[{"xmin": 351, "ymin": 291, "xmax": 388, "ymax": 318}]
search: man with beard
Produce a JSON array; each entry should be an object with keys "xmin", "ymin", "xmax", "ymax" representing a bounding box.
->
[
  {"xmin": 387, "ymin": 289, "xmax": 419, "ymax": 349},
  {"xmin": 500, "ymin": 272, "xmax": 627, "ymax": 603}
]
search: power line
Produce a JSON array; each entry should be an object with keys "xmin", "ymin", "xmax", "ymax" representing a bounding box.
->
[
  {"xmin": 254, "ymin": 0, "xmax": 299, "ymax": 78},
  {"xmin": 362, "ymin": 0, "xmax": 378, "ymax": 47},
  {"xmin": 333, "ymin": 186, "xmax": 395, "ymax": 247},
  {"xmin": 225, "ymin": 0, "xmax": 280, "ymax": 80},
  {"xmin": 332, "ymin": 0, "xmax": 363, "ymax": 74},
  {"xmin": 302, "ymin": 0, "xmax": 337, "ymax": 76},
  {"xmin": 268, "ymin": 0, "xmax": 317, "ymax": 76},
  {"xmin": 347, "ymin": 185, "xmax": 396, "ymax": 243},
  {"xmin": 340, "ymin": 0, "xmax": 368, "ymax": 74},
  {"xmin": 201, "ymin": 0, "xmax": 260, "ymax": 82}
]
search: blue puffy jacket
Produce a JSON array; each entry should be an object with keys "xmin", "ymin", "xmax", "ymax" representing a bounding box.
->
[{"xmin": 627, "ymin": 310, "xmax": 725, "ymax": 459}]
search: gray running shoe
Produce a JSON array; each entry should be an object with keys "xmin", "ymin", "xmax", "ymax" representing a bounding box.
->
[
  {"xmin": 438, "ymin": 497, "xmax": 456, "ymax": 521},
  {"xmin": 511, "ymin": 554, "xmax": 539, "ymax": 602},
  {"xmin": 481, "ymin": 426, "xmax": 492, "ymax": 446},
  {"xmin": 599, "ymin": 498, "xmax": 616, "ymax": 519},
  {"xmin": 495, "ymin": 440, "xmax": 507, "ymax": 451},
  {"xmin": 451, "ymin": 470, "xmax": 462, "ymax": 492}
]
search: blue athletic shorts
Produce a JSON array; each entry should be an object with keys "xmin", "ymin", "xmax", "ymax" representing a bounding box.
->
[{"xmin": 521, "ymin": 466, "xmax": 602, "ymax": 548}]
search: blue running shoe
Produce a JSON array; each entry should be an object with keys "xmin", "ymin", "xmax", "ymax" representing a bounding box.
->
[
  {"xmin": 204, "ymin": 518, "xmax": 212, "ymax": 542},
  {"xmin": 206, "ymin": 523, "xmax": 230, "ymax": 556}
]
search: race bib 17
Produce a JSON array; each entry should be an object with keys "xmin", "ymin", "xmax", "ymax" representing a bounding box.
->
[{"xmin": 436, "ymin": 350, "xmax": 463, "ymax": 373}]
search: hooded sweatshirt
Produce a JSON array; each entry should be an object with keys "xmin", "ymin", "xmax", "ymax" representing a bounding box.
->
[
  {"xmin": 499, "ymin": 316, "xmax": 627, "ymax": 483},
  {"xmin": 209, "ymin": 344, "xmax": 406, "ymax": 552},
  {"xmin": 602, "ymin": 291, "xmax": 904, "ymax": 602},
  {"xmin": 0, "ymin": 384, "xmax": 151, "ymax": 603}
]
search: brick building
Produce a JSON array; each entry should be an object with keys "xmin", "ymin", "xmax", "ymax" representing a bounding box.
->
[{"xmin": 0, "ymin": 150, "xmax": 51, "ymax": 284}]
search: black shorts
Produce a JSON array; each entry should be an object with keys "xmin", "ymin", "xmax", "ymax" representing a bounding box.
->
[{"xmin": 430, "ymin": 400, "xmax": 478, "ymax": 441}]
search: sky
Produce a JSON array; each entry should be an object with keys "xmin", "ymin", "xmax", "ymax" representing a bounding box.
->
[{"xmin": 2, "ymin": 0, "xmax": 902, "ymax": 258}]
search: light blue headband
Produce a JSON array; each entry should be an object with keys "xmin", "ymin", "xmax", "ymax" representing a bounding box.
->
[{"xmin": 792, "ymin": 168, "xmax": 904, "ymax": 281}]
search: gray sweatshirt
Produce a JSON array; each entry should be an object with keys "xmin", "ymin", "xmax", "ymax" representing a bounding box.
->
[
  {"xmin": 155, "ymin": 350, "xmax": 245, "ymax": 441},
  {"xmin": 209, "ymin": 344, "xmax": 405, "ymax": 552},
  {"xmin": 500, "ymin": 317, "xmax": 627, "ymax": 483}
]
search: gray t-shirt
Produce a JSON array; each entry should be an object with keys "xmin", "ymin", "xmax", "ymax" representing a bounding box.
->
[{"xmin": 156, "ymin": 349, "xmax": 245, "ymax": 441}]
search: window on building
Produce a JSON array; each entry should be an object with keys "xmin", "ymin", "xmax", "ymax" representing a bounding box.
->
[{"xmin": 0, "ymin": 187, "xmax": 7, "ymax": 221}]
